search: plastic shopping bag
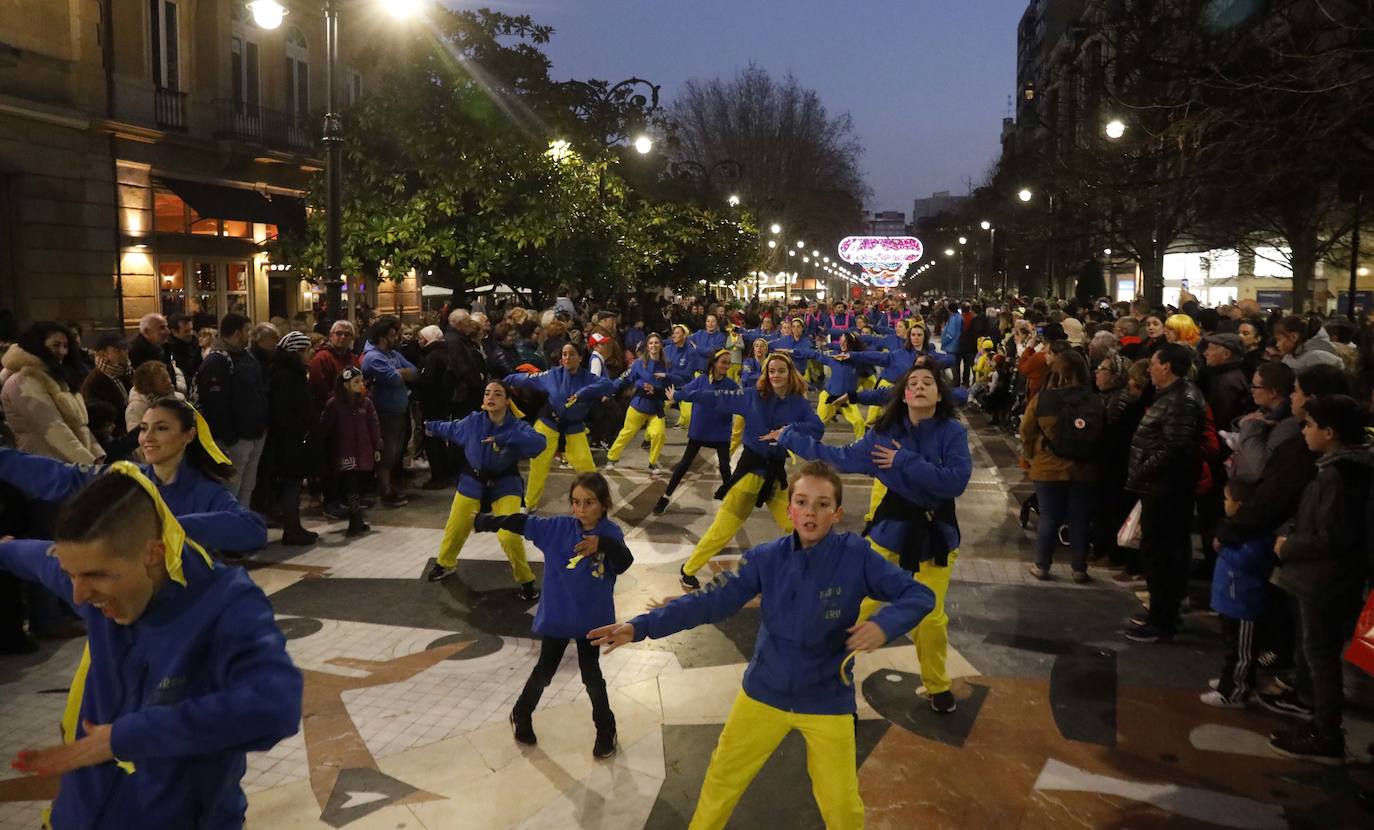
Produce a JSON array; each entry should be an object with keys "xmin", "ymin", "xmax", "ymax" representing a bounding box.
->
[
  {"xmin": 1343, "ymin": 591, "xmax": 1374, "ymax": 678},
  {"xmin": 1116, "ymin": 500, "xmax": 1142, "ymax": 549}
]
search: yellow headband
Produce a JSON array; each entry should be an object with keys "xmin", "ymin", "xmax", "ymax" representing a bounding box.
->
[
  {"xmin": 108, "ymin": 461, "xmax": 213, "ymax": 586},
  {"xmin": 188, "ymin": 405, "xmax": 231, "ymax": 467}
]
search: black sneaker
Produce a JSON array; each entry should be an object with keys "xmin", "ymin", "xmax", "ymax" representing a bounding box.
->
[
  {"xmin": 321, "ymin": 502, "xmax": 349, "ymax": 521},
  {"xmin": 510, "ymin": 712, "xmax": 537, "ymax": 746},
  {"xmin": 1124, "ymin": 624, "xmax": 1173, "ymax": 643},
  {"xmin": 930, "ymin": 691, "xmax": 957, "ymax": 714},
  {"xmin": 1269, "ymin": 725, "xmax": 1344, "ymax": 765},
  {"xmin": 679, "ymin": 566, "xmax": 701, "ymax": 591},
  {"xmin": 1128, "ymin": 612, "xmax": 1150, "ymax": 628},
  {"xmin": 653, "ymin": 496, "xmax": 669, "ymax": 515},
  {"xmin": 1257, "ymin": 689, "xmax": 1314, "ymax": 720},
  {"xmin": 518, "ymin": 580, "xmax": 541, "ymax": 601},
  {"xmin": 427, "ymin": 564, "xmax": 456, "ymax": 583},
  {"xmin": 593, "ymin": 729, "xmax": 618, "ymax": 759}
]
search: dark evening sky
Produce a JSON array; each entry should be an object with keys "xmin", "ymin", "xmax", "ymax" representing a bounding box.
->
[{"xmin": 476, "ymin": 0, "xmax": 1028, "ymax": 215}]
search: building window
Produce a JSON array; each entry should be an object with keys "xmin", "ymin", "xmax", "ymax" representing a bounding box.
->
[
  {"xmin": 154, "ymin": 188, "xmax": 189, "ymax": 233},
  {"xmin": 231, "ymin": 36, "xmax": 260, "ymax": 114},
  {"xmin": 159, "ymin": 261, "xmax": 186, "ymax": 316},
  {"xmin": 285, "ymin": 28, "xmax": 310, "ymax": 120},
  {"xmin": 150, "ymin": 0, "xmax": 180, "ymax": 91}
]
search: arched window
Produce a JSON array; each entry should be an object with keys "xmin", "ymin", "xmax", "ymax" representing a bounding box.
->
[{"xmin": 284, "ymin": 27, "xmax": 309, "ymax": 120}]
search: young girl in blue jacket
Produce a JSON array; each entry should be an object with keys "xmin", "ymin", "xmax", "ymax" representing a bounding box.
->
[
  {"xmin": 670, "ymin": 352, "xmax": 824, "ymax": 590},
  {"xmin": 591, "ymin": 462, "xmax": 934, "ymax": 830},
  {"xmin": 505, "ymin": 342, "xmax": 614, "ymax": 508},
  {"xmin": 740, "ymin": 337, "xmax": 769, "ymax": 388},
  {"xmin": 663, "ymin": 324, "xmax": 696, "ymax": 430},
  {"xmin": 654, "ymin": 350, "xmax": 739, "ymax": 516},
  {"xmin": 424, "ymin": 380, "xmax": 547, "ymax": 596},
  {"xmin": 813, "ymin": 332, "xmax": 867, "ymax": 439},
  {"xmin": 779, "ymin": 357, "xmax": 972, "ymax": 715},
  {"xmin": 473, "ymin": 472, "xmax": 631, "ymax": 759},
  {"xmin": 604, "ymin": 333, "xmax": 669, "ymax": 473},
  {"xmin": 0, "ymin": 398, "xmax": 266, "ymax": 555}
]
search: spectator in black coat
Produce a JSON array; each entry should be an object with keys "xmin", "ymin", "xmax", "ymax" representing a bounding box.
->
[
  {"xmin": 268, "ymin": 331, "xmax": 318, "ymax": 545},
  {"xmin": 445, "ymin": 316, "xmax": 489, "ymax": 419},
  {"xmin": 128, "ymin": 312, "xmax": 174, "ymax": 377},
  {"xmin": 165, "ymin": 312, "xmax": 202, "ymax": 389},
  {"xmin": 488, "ymin": 323, "xmax": 522, "ymax": 379},
  {"xmin": 81, "ymin": 333, "xmax": 131, "ymax": 437},
  {"xmin": 415, "ymin": 325, "xmax": 456, "ymax": 489},
  {"xmin": 195, "ymin": 312, "xmax": 269, "ymax": 508},
  {"xmin": 1200, "ymin": 333, "xmax": 1252, "ymax": 430}
]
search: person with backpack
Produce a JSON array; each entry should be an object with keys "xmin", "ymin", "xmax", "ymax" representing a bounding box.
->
[{"xmin": 1020, "ymin": 350, "xmax": 1102, "ymax": 582}]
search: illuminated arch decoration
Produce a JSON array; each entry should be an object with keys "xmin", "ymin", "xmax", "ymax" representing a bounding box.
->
[{"xmin": 838, "ymin": 236, "xmax": 923, "ymax": 288}]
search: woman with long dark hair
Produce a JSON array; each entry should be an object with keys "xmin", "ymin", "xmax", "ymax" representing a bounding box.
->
[
  {"xmin": 778, "ymin": 356, "xmax": 972, "ymax": 714},
  {"xmin": 654, "ymin": 349, "xmax": 739, "ymax": 516},
  {"xmin": 0, "ymin": 321, "xmax": 102, "ymax": 464}
]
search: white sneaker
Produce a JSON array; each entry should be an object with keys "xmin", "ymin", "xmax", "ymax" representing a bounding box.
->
[
  {"xmin": 1209, "ymin": 677, "xmax": 1220, "ymax": 690},
  {"xmin": 1199, "ymin": 690, "xmax": 1245, "ymax": 709},
  {"xmin": 647, "ymin": 463, "xmax": 662, "ymax": 474},
  {"xmin": 602, "ymin": 460, "xmax": 617, "ymax": 471}
]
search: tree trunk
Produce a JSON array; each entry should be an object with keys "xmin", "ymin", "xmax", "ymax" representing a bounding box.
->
[{"xmin": 1288, "ymin": 231, "xmax": 1317, "ymax": 313}]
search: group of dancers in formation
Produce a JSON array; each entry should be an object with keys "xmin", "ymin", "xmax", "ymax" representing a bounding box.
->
[{"xmin": 0, "ymin": 304, "xmax": 971, "ymax": 830}]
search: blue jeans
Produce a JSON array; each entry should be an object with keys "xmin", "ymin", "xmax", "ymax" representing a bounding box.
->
[{"xmin": 1033, "ymin": 480, "xmax": 1093, "ymax": 572}]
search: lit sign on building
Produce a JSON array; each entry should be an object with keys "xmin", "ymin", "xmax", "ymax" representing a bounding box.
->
[{"xmin": 837, "ymin": 236, "xmax": 923, "ymax": 287}]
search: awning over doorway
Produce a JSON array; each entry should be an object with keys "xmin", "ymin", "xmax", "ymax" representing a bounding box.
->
[{"xmin": 156, "ymin": 177, "xmax": 302, "ymax": 228}]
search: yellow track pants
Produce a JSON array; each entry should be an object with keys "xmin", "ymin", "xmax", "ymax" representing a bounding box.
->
[
  {"xmin": 858, "ymin": 542, "xmax": 957, "ymax": 695},
  {"xmin": 608, "ymin": 407, "xmax": 665, "ymax": 464},
  {"xmin": 683, "ymin": 473, "xmax": 791, "ymax": 576},
  {"xmin": 864, "ymin": 379, "xmax": 893, "ymax": 425},
  {"xmin": 689, "ymin": 690, "xmax": 865, "ymax": 830},
  {"xmin": 730, "ymin": 415, "xmax": 744, "ymax": 456},
  {"xmin": 816, "ymin": 391, "xmax": 867, "ymax": 439},
  {"xmin": 435, "ymin": 493, "xmax": 533, "ymax": 584},
  {"xmin": 525, "ymin": 420, "xmax": 595, "ymax": 509}
]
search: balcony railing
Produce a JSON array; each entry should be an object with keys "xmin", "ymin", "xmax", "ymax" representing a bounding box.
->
[
  {"xmin": 154, "ymin": 87, "xmax": 187, "ymax": 131},
  {"xmin": 214, "ymin": 100, "xmax": 316, "ymax": 154}
]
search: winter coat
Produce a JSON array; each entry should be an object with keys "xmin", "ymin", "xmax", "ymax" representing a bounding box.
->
[
  {"xmin": 1281, "ymin": 336, "xmax": 1343, "ymax": 373},
  {"xmin": 81, "ymin": 369, "xmax": 129, "ymax": 432},
  {"xmin": 1017, "ymin": 345, "xmax": 1051, "ymax": 400},
  {"xmin": 1271, "ymin": 445, "xmax": 1374, "ymax": 603},
  {"xmin": 307, "ymin": 347, "xmax": 359, "ymax": 419},
  {"xmin": 1217, "ymin": 428, "xmax": 1318, "ymax": 545},
  {"xmin": 267, "ymin": 351, "xmax": 314, "ymax": 478},
  {"xmin": 0, "ymin": 344, "xmax": 102, "ymax": 464},
  {"xmin": 1126, "ymin": 378, "xmax": 1206, "ymax": 496},
  {"xmin": 1211, "ymin": 536, "xmax": 1273, "ymax": 621},
  {"xmin": 195, "ymin": 343, "xmax": 268, "ymax": 446},
  {"xmin": 360, "ymin": 342, "xmax": 415, "ymax": 415},
  {"xmin": 487, "ymin": 342, "xmax": 522, "ymax": 380},
  {"xmin": 939, "ymin": 312, "xmax": 963, "ymax": 355},
  {"xmin": 165, "ymin": 333, "xmax": 202, "ymax": 384},
  {"xmin": 1200, "ymin": 357, "xmax": 1251, "ymax": 430},
  {"xmin": 0, "ymin": 538, "xmax": 300, "ymax": 830},
  {"xmin": 416, "ymin": 340, "xmax": 456, "ymax": 421},
  {"xmin": 127, "ymin": 332, "xmax": 170, "ymax": 373},
  {"xmin": 1230, "ymin": 403, "xmax": 1300, "ymax": 487},
  {"xmin": 1100, "ymin": 387, "xmax": 1143, "ymax": 484},
  {"xmin": 1019, "ymin": 388, "xmax": 1098, "ymax": 482},
  {"xmin": 630, "ymin": 530, "xmax": 934, "ymax": 715},
  {"xmin": 318, "ymin": 393, "xmax": 382, "ymax": 472},
  {"xmin": 443, "ymin": 329, "xmax": 488, "ymax": 416}
]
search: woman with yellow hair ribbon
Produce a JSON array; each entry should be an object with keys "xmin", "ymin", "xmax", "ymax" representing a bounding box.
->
[{"xmin": 0, "ymin": 397, "xmax": 266, "ymax": 555}]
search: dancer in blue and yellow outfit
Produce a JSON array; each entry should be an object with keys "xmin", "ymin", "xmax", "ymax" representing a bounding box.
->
[
  {"xmin": 670, "ymin": 352, "xmax": 823, "ymax": 590},
  {"xmin": 653, "ymin": 349, "xmax": 739, "ymax": 516},
  {"xmin": 604, "ymin": 333, "xmax": 669, "ymax": 472},
  {"xmin": 423, "ymin": 379, "xmax": 547, "ymax": 596},
  {"xmin": 0, "ymin": 464, "xmax": 300, "ymax": 829},
  {"xmin": 663, "ymin": 324, "xmax": 696, "ymax": 429},
  {"xmin": 0, "ymin": 397, "xmax": 266, "ymax": 554},
  {"xmin": 779, "ymin": 356, "xmax": 972, "ymax": 713},
  {"xmin": 590, "ymin": 462, "xmax": 934, "ymax": 830},
  {"xmin": 812, "ymin": 331, "xmax": 868, "ymax": 439},
  {"xmin": 475, "ymin": 472, "xmax": 631, "ymax": 759},
  {"xmin": 505, "ymin": 342, "xmax": 614, "ymax": 509}
]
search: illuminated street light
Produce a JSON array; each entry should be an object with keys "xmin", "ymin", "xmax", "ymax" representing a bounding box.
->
[
  {"xmin": 797, "ymin": 240, "xmax": 806, "ymax": 248},
  {"xmin": 727, "ymin": 194, "xmax": 741, "ymax": 207},
  {"xmin": 633, "ymin": 135, "xmax": 654, "ymax": 154},
  {"xmin": 980, "ymin": 220, "xmax": 991, "ymax": 230},
  {"xmin": 247, "ymin": 0, "xmax": 286, "ymax": 28},
  {"xmin": 1104, "ymin": 119, "xmax": 1126, "ymax": 140},
  {"xmin": 958, "ymin": 236, "xmax": 967, "ymax": 245},
  {"xmin": 803, "ymin": 257, "xmax": 810, "ymax": 263},
  {"xmin": 770, "ymin": 223, "xmax": 782, "ymax": 234},
  {"xmin": 1104, "ymin": 248, "xmax": 1113, "ymax": 255},
  {"xmin": 788, "ymin": 249, "xmax": 796, "ymax": 257},
  {"xmin": 1018, "ymin": 188, "xmax": 1033, "ymax": 202},
  {"xmin": 767, "ymin": 240, "xmax": 777, "ymax": 249},
  {"xmin": 944, "ymin": 249, "xmax": 955, "ymax": 257}
]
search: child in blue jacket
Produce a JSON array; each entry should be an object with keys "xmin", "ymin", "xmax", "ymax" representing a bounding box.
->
[
  {"xmin": 0, "ymin": 466, "xmax": 301, "ymax": 830},
  {"xmin": 591, "ymin": 462, "xmax": 934, "ymax": 830},
  {"xmin": 604, "ymin": 334, "xmax": 669, "ymax": 472},
  {"xmin": 1204, "ymin": 480, "xmax": 1274, "ymax": 708},
  {"xmin": 813, "ymin": 332, "xmax": 867, "ymax": 439},
  {"xmin": 424, "ymin": 379, "xmax": 548, "ymax": 595},
  {"xmin": 474, "ymin": 472, "xmax": 631, "ymax": 759},
  {"xmin": 654, "ymin": 350, "xmax": 740, "ymax": 516}
]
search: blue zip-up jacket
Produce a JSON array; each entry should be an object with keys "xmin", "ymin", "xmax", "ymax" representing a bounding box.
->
[
  {"xmin": 662, "ymin": 340, "xmax": 695, "ymax": 386},
  {"xmin": 779, "ymin": 416, "xmax": 972, "ymax": 557},
  {"xmin": 360, "ymin": 342, "xmax": 416, "ymax": 414},
  {"xmin": 623, "ymin": 327, "xmax": 646, "ymax": 358},
  {"xmin": 477, "ymin": 514, "xmax": 631, "ymax": 639},
  {"xmin": 741, "ymin": 357, "xmax": 765, "ymax": 388},
  {"xmin": 770, "ymin": 334, "xmax": 818, "ymax": 362},
  {"xmin": 678, "ymin": 373, "xmax": 739, "ymax": 444},
  {"xmin": 815, "ymin": 352, "xmax": 861, "ymax": 398},
  {"xmin": 425, "ymin": 412, "xmax": 546, "ymax": 502},
  {"xmin": 0, "ymin": 448, "xmax": 266, "ymax": 553},
  {"xmin": 505, "ymin": 367, "xmax": 614, "ymax": 435},
  {"xmin": 939, "ymin": 314, "xmax": 963, "ymax": 355},
  {"xmin": 615, "ymin": 358, "xmax": 669, "ymax": 417},
  {"xmin": 0, "ymin": 539, "xmax": 301, "ymax": 830},
  {"xmin": 678, "ymin": 386, "xmax": 822, "ymax": 465},
  {"xmin": 688, "ymin": 329, "xmax": 728, "ymax": 373},
  {"xmin": 630, "ymin": 531, "xmax": 934, "ymax": 714},
  {"xmin": 849, "ymin": 346, "xmax": 954, "ymax": 384},
  {"xmin": 1210, "ymin": 536, "xmax": 1274, "ymax": 621}
]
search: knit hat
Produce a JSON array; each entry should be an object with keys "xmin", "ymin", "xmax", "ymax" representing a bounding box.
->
[
  {"xmin": 340, "ymin": 366, "xmax": 364, "ymax": 383},
  {"xmin": 277, "ymin": 331, "xmax": 311, "ymax": 353},
  {"xmin": 1060, "ymin": 317, "xmax": 1085, "ymax": 347},
  {"xmin": 417, "ymin": 325, "xmax": 444, "ymax": 346},
  {"xmin": 1205, "ymin": 332, "xmax": 1244, "ymax": 356}
]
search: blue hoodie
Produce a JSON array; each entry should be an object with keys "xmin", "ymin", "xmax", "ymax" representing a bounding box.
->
[
  {"xmin": 0, "ymin": 449, "xmax": 267, "ymax": 553},
  {"xmin": 615, "ymin": 357, "xmax": 669, "ymax": 417},
  {"xmin": 425, "ymin": 412, "xmax": 547, "ymax": 503},
  {"xmin": 505, "ymin": 367, "xmax": 614, "ymax": 435},
  {"xmin": 662, "ymin": 339, "xmax": 696, "ymax": 386},
  {"xmin": 630, "ymin": 530, "xmax": 935, "ymax": 714},
  {"xmin": 678, "ymin": 372, "xmax": 740, "ymax": 444},
  {"xmin": 814, "ymin": 352, "xmax": 861, "ymax": 399},
  {"xmin": 688, "ymin": 329, "xmax": 728, "ymax": 374},
  {"xmin": 1210, "ymin": 535, "xmax": 1274, "ymax": 621},
  {"xmin": 779, "ymin": 415, "xmax": 972, "ymax": 558},
  {"xmin": 939, "ymin": 313, "xmax": 963, "ymax": 355},
  {"xmin": 360, "ymin": 341, "xmax": 417, "ymax": 414},
  {"xmin": 0, "ymin": 539, "xmax": 301, "ymax": 830},
  {"xmin": 477, "ymin": 513, "xmax": 631, "ymax": 639},
  {"xmin": 676, "ymin": 385, "xmax": 823, "ymax": 467}
]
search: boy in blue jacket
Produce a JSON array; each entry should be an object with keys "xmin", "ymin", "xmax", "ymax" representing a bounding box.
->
[
  {"xmin": 591, "ymin": 462, "xmax": 934, "ymax": 830},
  {"xmin": 1203, "ymin": 480, "xmax": 1273, "ymax": 708},
  {"xmin": 1, "ymin": 464, "xmax": 301, "ymax": 830}
]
